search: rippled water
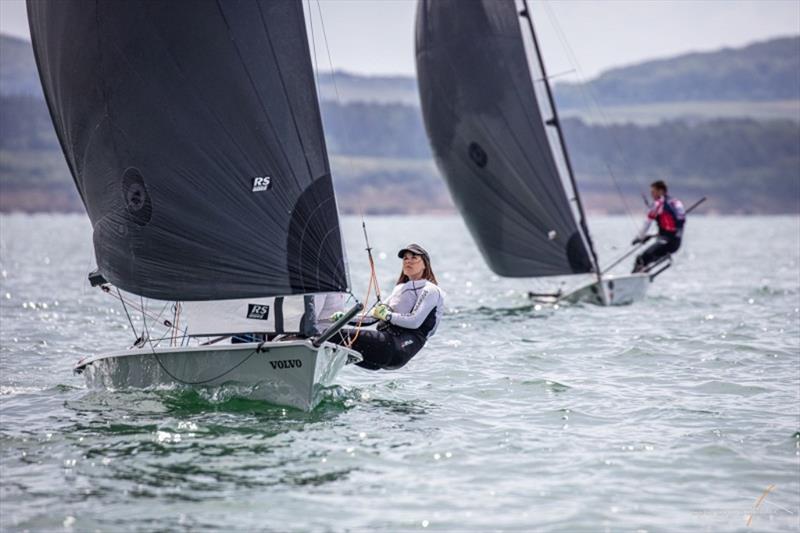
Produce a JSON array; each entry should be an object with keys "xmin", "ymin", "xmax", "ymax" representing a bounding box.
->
[{"xmin": 1, "ymin": 214, "xmax": 798, "ymax": 532}]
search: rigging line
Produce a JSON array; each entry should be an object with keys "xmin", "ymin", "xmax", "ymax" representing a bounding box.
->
[
  {"xmin": 342, "ymin": 223, "xmax": 381, "ymax": 349},
  {"xmin": 346, "ymin": 263, "xmax": 376, "ymax": 348},
  {"xmin": 603, "ymin": 158, "xmax": 638, "ymax": 227},
  {"xmin": 175, "ymin": 303, "xmax": 182, "ymax": 346},
  {"xmin": 519, "ymin": 36, "xmax": 596, "ymax": 229},
  {"xmin": 149, "ymin": 341, "xmax": 261, "ymax": 386},
  {"xmin": 141, "ymin": 295, "xmax": 152, "ymax": 349},
  {"xmin": 315, "ymin": 0, "xmax": 380, "ymax": 312},
  {"xmin": 540, "ymin": 1, "xmax": 631, "ymax": 157},
  {"xmin": 256, "ymin": 2, "xmax": 317, "ymax": 182},
  {"xmin": 152, "ymin": 300, "xmax": 170, "ymax": 326},
  {"xmin": 306, "ymin": 0, "xmax": 321, "ymax": 96},
  {"xmin": 520, "ymin": 2, "xmax": 591, "ymax": 230},
  {"xmin": 170, "ymin": 303, "xmax": 175, "ymax": 347},
  {"xmin": 521, "ymin": 0, "xmax": 601, "ymax": 277},
  {"xmin": 171, "ymin": 302, "xmax": 181, "ymax": 347},
  {"xmin": 362, "ymin": 219, "xmax": 381, "ymax": 302},
  {"xmin": 103, "ymin": 289, "xmax": 178, "ymax": 332},
  {"xmin": 150, "ymin": 324, "xmax": 174, "ymax": 350},
  {"xmin": 116, "ymin": 288, "xmax": 139, "ymax": 342},
  {"xmin": 314, "ymin": 0, "xmax": 362, "ymax": 200},
  {"xmin": 315, "ymin": 0, "xmax": 344, "ymax": 106},
  {"xmin": 140, "ymin": 296, "xmax": 175, "ymax": 350},
  {"xmin": 533, "ymin": 68, "xmax": 576, "ymax": 83},
  {"xmin": 541, "ymin": 0, "xmax": 643, "ymax": 226}
]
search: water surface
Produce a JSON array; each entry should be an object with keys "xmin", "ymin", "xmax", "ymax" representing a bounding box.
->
[{"xmin": 1, "ymin": 214, "xmax": 798, "ymax": 531}]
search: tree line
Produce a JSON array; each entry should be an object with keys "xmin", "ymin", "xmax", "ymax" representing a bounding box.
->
[{"xmin": 2, "ymin": 94, "xmax": 798, "ymax": 213}]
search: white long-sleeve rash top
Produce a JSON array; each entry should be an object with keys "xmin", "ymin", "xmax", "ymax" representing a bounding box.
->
[{"xmin": 384, "ymin": 279, "xmax": 445, "ymax": 338}]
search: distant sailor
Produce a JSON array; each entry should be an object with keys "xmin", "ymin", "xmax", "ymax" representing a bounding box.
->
[
  {"xmin": 632, "ymin": 180, "xmax": 686, "ymax": 273},
  {"xmin": 335, "ymin": 244, "xmax": 445, "ymax": 370}
]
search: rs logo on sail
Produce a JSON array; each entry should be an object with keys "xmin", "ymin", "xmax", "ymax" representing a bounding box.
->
[
  {"xmin": 252, "ymin": 176, "xmax": 272, "ymax": 192},
  {"xmin": 270, "ymin": 359, "xmax": 302, "ymax": 370},
  {"xmin": 246, "ymin": 304, "xmax": 270, "ymax": 320}
]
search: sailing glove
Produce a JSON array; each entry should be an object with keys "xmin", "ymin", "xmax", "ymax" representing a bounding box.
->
[
  {"xmin": 370, "ymin": 303, "xmax": 392, "ymax": 322},
  {"xmin": 329, "ymin": 311, "xmax": 345, "ymax": 322},
  {"xmin": 632, "ymin": 234, "xmax": 654, "ymax": 245}
]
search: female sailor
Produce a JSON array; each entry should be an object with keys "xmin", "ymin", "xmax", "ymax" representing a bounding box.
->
[{"xmin": 336, "ymin": 243, "xmax": 445, "ymax": 370}]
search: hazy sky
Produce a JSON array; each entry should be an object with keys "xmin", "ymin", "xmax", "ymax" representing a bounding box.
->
[{"xmin": 2, "ymin": 0, "xmax": 798, "ymax": 79}]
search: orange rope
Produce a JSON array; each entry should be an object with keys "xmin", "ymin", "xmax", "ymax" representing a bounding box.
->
[
  {"xmin": 346, "ymin": 259, "xmax": 380, "ymax": 348},
  {"xmin": 367, "ymin": 252, "xmax": 381, "ymax": 302}
]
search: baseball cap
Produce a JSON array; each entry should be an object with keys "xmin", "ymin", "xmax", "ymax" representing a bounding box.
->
[{"xmin": 397, "ymin": 243, "xmax": 430, "ymax": 260}]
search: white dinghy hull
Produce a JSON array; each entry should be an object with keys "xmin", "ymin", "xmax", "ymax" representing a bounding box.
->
[
  {"xmin": 561, "ymin": 273, "xmax": 651, "ymax": 306},
  {"xmin": 75, "ymin": 340, "xmax": 361, "ymax": 411}
]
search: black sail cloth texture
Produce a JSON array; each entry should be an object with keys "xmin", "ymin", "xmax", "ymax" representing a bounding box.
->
[
  {"xmin": 415, "ymin": 0, "xmax": 593, "ymax": 277},
  {"xmin": 27, "ymin": 0, "xmax": 348, "ymax": 300}
]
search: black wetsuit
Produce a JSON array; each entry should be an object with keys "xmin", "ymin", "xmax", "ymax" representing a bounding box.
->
[
  {"xmin": 337, "ymin": 309, "xmax": 437, "ymax": 370},
  {"xmin": 335, "ymin": 279, "xmax": 445, "ymax": 371},
  {"xmin": 635, "ymin": 236, "xmax": 681, "ymax": 272},
  {"xmin": 634, "ymin": 195, "xmax": 686, "ymax": 273}
]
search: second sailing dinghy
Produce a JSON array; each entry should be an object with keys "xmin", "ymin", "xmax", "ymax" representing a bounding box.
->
[
  {"xmin": 28, "ymin": 0, "xmax": 363, "ymax": 410},
  {"xmin": 416, "ymin": 0, "xmax": 670, "ymax": 306}
]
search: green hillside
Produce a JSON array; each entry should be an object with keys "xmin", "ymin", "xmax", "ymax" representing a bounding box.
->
[
  {"xmin": 3, "ymin": 93, "xmax": 797, "ymax": 214},
  {"xmin": 554, "ymin": 36, "xmax": 800, "ymax": 108},
  {"xmin": 6, "ymin": 33, "xmax": 799, "ymax": 114},
  {"xmin": 562, "ymin": 117, "xmax": 800, "ymax": 214},
  {"xmin": 0, "ymin": 35, "xmax": 43, "ymax": 97},
  {"xmin": 1, "ymin": 33, "xmax": 798, "ymax": 214},
  {"xmin": 317, "ymin": 70, "xmax": 419, "ymax": 106}
]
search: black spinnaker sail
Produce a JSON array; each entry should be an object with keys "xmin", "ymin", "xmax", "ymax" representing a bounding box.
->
[
  {"xmin": 28, "ymin": 0, "xmax": 348, "ymax": 300},
  {"xmin": 415, "ymin": 0, "xmax": 596, "ymax": 277}
]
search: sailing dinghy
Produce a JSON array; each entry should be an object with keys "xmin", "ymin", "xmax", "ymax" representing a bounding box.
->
[
  {"xmin": 28, "ymin": 0, "xmax": 363, "ymax": 410},
  {"xmin": 415, "ymin": 0, "xmax": 671, "ymax": 306}
]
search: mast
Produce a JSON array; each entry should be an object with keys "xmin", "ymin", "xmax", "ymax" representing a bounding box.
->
[{"xmin": 519, "ymin": 0, "xmax": 601, "ymax": 280}]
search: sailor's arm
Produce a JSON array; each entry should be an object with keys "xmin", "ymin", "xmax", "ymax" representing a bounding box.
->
[
  {"xmin": 633, "ymin": 219, "xmax": 652, "ymax": 243},
  {"xmin": 382, "ymin": 287, "xmax": 439, "ymax": 329},
  {"xmin": 633, "ymin": 202, "xmax": 659, "ymax": 244},
  {"xmin": 329, "ymin": 284, "xmax": 391, "ymax": 324}
]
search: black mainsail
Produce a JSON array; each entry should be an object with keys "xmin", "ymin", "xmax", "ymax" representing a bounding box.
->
[
  {"xmin": 415, "ymin": 0, "xmax": 598, "ymax": 277},
  {"xmin": 28, "ymin": 0, "xmax": 348, "ymax": 300}
]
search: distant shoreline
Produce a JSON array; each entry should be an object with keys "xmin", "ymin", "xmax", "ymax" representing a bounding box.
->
[{"xmin": 1, "ymin": 206, "xmax": 797, "ymax": 217}]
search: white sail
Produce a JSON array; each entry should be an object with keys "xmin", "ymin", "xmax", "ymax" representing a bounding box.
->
[{"xmin": 180, "ymin": 293, "xmax": 346, "ymax": 337}]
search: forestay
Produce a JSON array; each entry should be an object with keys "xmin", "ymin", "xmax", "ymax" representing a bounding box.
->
[
  {"xmin": 415, "ymin": 0, "xmax": 594, "ymax": 277},
  {"xmin": 28, "ymin": 0, "xmax": 348, "ymax": 300}
]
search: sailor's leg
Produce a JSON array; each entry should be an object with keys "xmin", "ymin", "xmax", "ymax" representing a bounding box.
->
[
  {"xmin": 632, "ymin": 252, "xmax": 647, "ymax": 273},
  {"xmin": 383, "ymin": 334, "xmax": 425, "ymax": 370},
  {"xmin": 334, "ymin": 328, "xmax": 397, "ymax": 371},
  {"xmin": 633, "ymin": 240, "xmax": 668, "ymax": 273},
  {"xmin": 665, "ymin": 237, "xmax": 681, "ymax": 254}
]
